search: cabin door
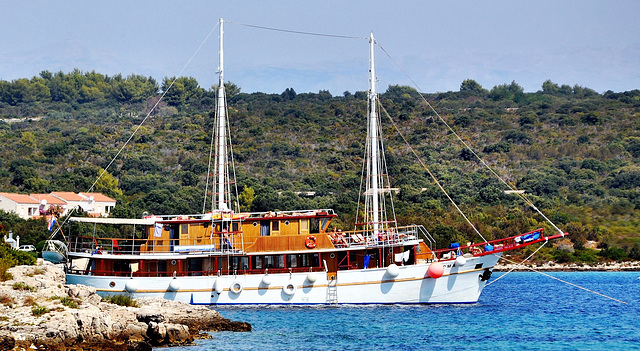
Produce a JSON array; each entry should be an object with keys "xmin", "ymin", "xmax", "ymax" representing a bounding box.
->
[{"xmin": 169, "ymin": 225, "xmax": 179, "ymax": 251}]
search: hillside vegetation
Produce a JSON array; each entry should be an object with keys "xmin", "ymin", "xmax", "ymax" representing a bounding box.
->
[{"xmin": 1, "ymin": 71, "xmax": 639, "ymax": 264}]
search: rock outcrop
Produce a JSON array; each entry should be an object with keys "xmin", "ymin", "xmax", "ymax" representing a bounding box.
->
[{"xmin": 0, "ymin": 260, "xmax": 250, "ymax": 351}]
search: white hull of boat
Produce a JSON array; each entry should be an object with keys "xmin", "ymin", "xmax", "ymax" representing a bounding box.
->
[{"xmin": 66, "ymin": 254, "xmax": 500, "ymax": 305}]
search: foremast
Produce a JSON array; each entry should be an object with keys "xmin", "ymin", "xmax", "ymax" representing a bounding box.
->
[
  {"xmin": 214, "ymin": 18, "xmax": 231, "ymax": 213},
  {"xmin": 361, "ymin": 33, "xmax": 396, "ymax": 242}
]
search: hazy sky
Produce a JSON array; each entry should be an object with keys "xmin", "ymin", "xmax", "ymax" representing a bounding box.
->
[{"xmin": 1, "ymin": 0, "xmax": 638, "ymax": 95}]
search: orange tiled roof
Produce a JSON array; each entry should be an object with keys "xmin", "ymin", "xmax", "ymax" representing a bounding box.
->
[
  {"xmin": 50, "ymin": 192, "xmax": 84, "ymax": 201},
  {"xmin": 80, "ymin": 193, "xmax": 116, "ymax": 203},
  {"xmin": 0, "ymin": 192, "xmax": 40, "ymax": 204},
  {"xmin": 30, "ymin": 194, "xmax": 67, "ymax": 205}
]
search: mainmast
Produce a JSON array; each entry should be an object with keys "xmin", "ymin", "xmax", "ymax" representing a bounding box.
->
[
  {"xmin": 368, "ymin": 32, "xmax": 380, "ymax": 236},
  {"xmin": 216, "ymin": 18, "xmax": 229, "ymax": 211}
]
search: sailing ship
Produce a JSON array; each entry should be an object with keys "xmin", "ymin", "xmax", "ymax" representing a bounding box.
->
[{"xmin": 59, "ymin": 19, "xmax": 566, "ymax": 304}]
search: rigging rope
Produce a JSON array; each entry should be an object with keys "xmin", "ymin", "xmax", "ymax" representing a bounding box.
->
[
  {"xmin": 226, "ymin": 21, "xmax": 367, "ymax": 40},
  {"xmin": 49, "ymin": 21, "xmax": 221, "ymax": 240},
  {"xmin": 376, "ymin": 42, "xmax": 565, "ymax": 237},
  {"xmin": 485, "ymin": 239, "xmax": 549, "ymax": 287},
  {"xmin": 494, "ymin": 255, "xmax": 628, "ymax": 304},
  {"xmin": 378, "ymin": 100, "xmax": 488, "ymax": 243}
]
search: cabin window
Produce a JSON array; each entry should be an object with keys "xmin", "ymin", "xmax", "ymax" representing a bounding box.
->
[
  {"xmin": 253, "ymin": 256, "xmax": 263, "ymax": 269},
  {"xmin": 187, "ymin": 258, "xmax": 203, "ymax": 275},
  {"xmin": 320, "ymin": 218, "xmax": 329, "ymax": 232},
  {"xmin": 232, "ymin": 222, "xmax": 239, "ymax": 232},
  {"xmin": 310, "ymin": 219, "xmax": 319, "ymax": 233},
  {"xmin": 181, "ymin": 224, "xmax": 189, "ymax": 235},
  {"xmin": 301, "ymin": 253, "xmax": 320, "ymax": 267},
  {"xmin": 272, "ymin": 220, "xmax": 279, "ymax": 231},
  {"xmin": 260, "ymin": 222, "xmax": 270, "ymax": 236},
  {"xmin": 264, "ymin": 255, "xmax": 285, "ymax": 269},
  {"xmin": 288, "ymin": 255, "xmax": 299, "ymax": 268},
  {"xmin": 253, "ymin": 222, "xmax": 258, "ymax": 226},
  {"xmin": 158, "ymin": 261, "xmax": 167, "ymax": 276},
  {"xmin": 114, "ymin": 261, "xmax": 132, "ymax": 274},
  {"xmin": 284, "ymin": 220, "xmax": 290, "ymax": 225},
  {"xmin": 231, "ymin": 256, "xmax": 249, "ymax": 270}
]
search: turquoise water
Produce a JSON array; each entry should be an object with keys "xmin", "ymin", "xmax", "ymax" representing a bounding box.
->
[{"xmin": 160, "ymin": 272, "xmax": 640, "ymax": 350}]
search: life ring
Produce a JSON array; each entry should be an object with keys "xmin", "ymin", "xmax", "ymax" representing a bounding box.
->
[
  {"xmin": 305, "ymin": 235, "xmax": 317, "ymax": 249},
  {"xmin": 282, "ymin": 283, "xmax": 296, "ymax": 296},
  {"xmin": 230, "ymin": 280, "xmax": 244, "ymax": 294}
]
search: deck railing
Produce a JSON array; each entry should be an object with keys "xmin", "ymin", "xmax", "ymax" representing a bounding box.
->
[{"xmin": 67, "ymin": 265, "xmax": 326, "ymax": 278}]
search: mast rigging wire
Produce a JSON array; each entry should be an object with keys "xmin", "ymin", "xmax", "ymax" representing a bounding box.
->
[
  {"xmin": 375, "ymin": 41, "xmax": 565, "ymax": 237},
  {"xmin": 49, "ymin": 21, "xmax": 221, "ymax": 240},
  {"xmin": 226, "ymin": 21, "xmax": 367, "ymax": 40}
]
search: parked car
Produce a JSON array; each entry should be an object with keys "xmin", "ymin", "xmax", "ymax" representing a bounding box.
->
[{"xmin": 18, "ymin": 245, "xmax": 36, "ymax": 252}]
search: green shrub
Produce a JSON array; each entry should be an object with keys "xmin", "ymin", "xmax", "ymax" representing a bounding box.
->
[
  {"xmin": 12, "ymin": 282, "xmax": 36, "ymax": 292},
  {"xmin": 31, "ymin": 305, "xmax": 49, "ymax": 316},
  {"xmin": 50, "ymin": 296, "xmax": 79, "ymax": 309},
  {"xmin": 0, "ymin": 242, "xmax": 36, "ymax": 282},
  {"xmin": 0, "ymin": 259, "xmax": 13, "ymax": 282},
  {"xmin": 102, "ymin": 294, "xmax": 138, "ymax": 307}
]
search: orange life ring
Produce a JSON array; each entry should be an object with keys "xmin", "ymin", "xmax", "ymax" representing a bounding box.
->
[{"xmin": 305, "ymin": 235, "xmax": 317, "ymax": 249}]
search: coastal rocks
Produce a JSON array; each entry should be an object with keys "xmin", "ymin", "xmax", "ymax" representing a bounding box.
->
[{"xmin": 0, "ymin": 260, "xmax": 251, "ymax": 350}]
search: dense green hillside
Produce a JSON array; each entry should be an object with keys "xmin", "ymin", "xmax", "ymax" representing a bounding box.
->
[{"xmin": 1, "ymin": 71, "xmax": 639, "ymax": 264}]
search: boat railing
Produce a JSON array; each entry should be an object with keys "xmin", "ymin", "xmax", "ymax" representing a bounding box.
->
[
  {"xmin": 67, "ymin": 234, "xmax": 244, "ymax": 256},
  {"xmin": 242, "ymin": 208, "xmax": 337, "ymax": 219},
  {"xmin": 66, "ymin": 265, "xmax": 326, "ymax": 277},
  {"xmin": 328, "ymin": 224, "xmax": 423, "ymax": 248},
  {"xmin": 431, "ymin": 228, "xmax": 557, "ymax": 260}
]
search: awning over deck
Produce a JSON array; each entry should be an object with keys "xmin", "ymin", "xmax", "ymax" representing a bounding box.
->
[{"xmin": 69, "ymin": 217, "xmax": 156, "ymax": 225}]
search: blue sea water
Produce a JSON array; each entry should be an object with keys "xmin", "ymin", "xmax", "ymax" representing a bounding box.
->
[{"xmin": 159, "ymin": 272, "xmax": 640, "ymax": 350}]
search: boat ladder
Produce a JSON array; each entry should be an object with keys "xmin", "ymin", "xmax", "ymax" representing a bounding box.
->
[{"xmin": 326, "ymin": 274, "xmax": 338, "ymax": 304}]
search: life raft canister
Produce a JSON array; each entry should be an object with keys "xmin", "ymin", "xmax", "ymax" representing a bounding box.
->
[{"xmin": 305, "ymin": 235, "xmax": 317, "ymax": 249}]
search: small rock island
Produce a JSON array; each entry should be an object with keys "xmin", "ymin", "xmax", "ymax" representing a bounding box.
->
[{"xmin": 0, "ymin": 260, "xmax": 251, "ymax": 351}]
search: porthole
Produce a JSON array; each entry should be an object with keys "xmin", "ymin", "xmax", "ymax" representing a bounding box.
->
[
  {"xmin": 330, "ymin": 253, "xmax": 336, "ymax": 258},
  {"xmin": 109, "ymin": 281, "xmax": 116, "ymax": 288},
  {"xmin": 389, "ymin": 248, "xmax": 393, "ymax": 253},
  {"xmin": 285, "ymin": 220, "xmax": 290, "ymax": 225},
  {"xmin": 171, "ymin": 260, "xmax": 177, "ymax": 265},
  {"xmin": 253, "ymin": 222, "xmax": 258, "ymax": 227}
]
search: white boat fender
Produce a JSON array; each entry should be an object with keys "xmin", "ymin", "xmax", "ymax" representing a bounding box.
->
[
  {"xmin": 455, "ymin": 256, "xmax": 467, "ymax": 267},
  {"xmin": 213, "ymin": 279, "xmax": 224, "ymax": 294},
  {"xmin": 124, "ymin": 279, "xmax": 138, "ymax": 293},
  {"xmin": 427, "ymin": 262, "xmax": 444, "ymax": 279},
  {"xmin": 230, "ymin": 280, "xmax": 243, "ymax": 294},
  {"xmin": 306, "ymin": 272, "xmax": 317, "ymax": 284},
  {"xmin": 168, "ymin": 279, "xmax": 181, "ymax": 292},
  {"xmin": 261, "ymin": 274, "xmax": 272, "ymax": 286},
  {"xmin": 386, "ymin": 263, "xmax": 400, "ymax": 278},
  {"xmin": 282, "ymin": 282, "xmax": 296, "ymax": 296}
]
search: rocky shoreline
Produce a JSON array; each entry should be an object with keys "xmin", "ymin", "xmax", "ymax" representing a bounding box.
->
[
  {"xmin": 0, "ymin": 260, "xmax": 251, "ymax": 351},
  {"xmin": 495, "ymin": 260, "xmax": 640, "ymax": 272}
]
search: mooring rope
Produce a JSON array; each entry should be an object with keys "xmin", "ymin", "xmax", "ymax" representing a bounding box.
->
[
  {"xmin": 485, "ymin": 240, "xmax": 549, "ymax": 287},
  {"xmin": 494, "ymin": 254, "xmax": 628, "ymax": 304}
]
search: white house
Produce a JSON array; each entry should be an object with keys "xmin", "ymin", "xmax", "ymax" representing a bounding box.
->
[
  {"xmin": 50, "ymin": 192, "xmax": 86, "ymax": 216},
  {"xmin": 0, "ymin": 192, "xmax": 41, "ymax": 219},
  {"xmin": 30, "ymin": 193, "xmax": 68, "ymax": 215},
  {"xmin": 78, "ymin": 192, "xmax": 116, "ymax": 217}
]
